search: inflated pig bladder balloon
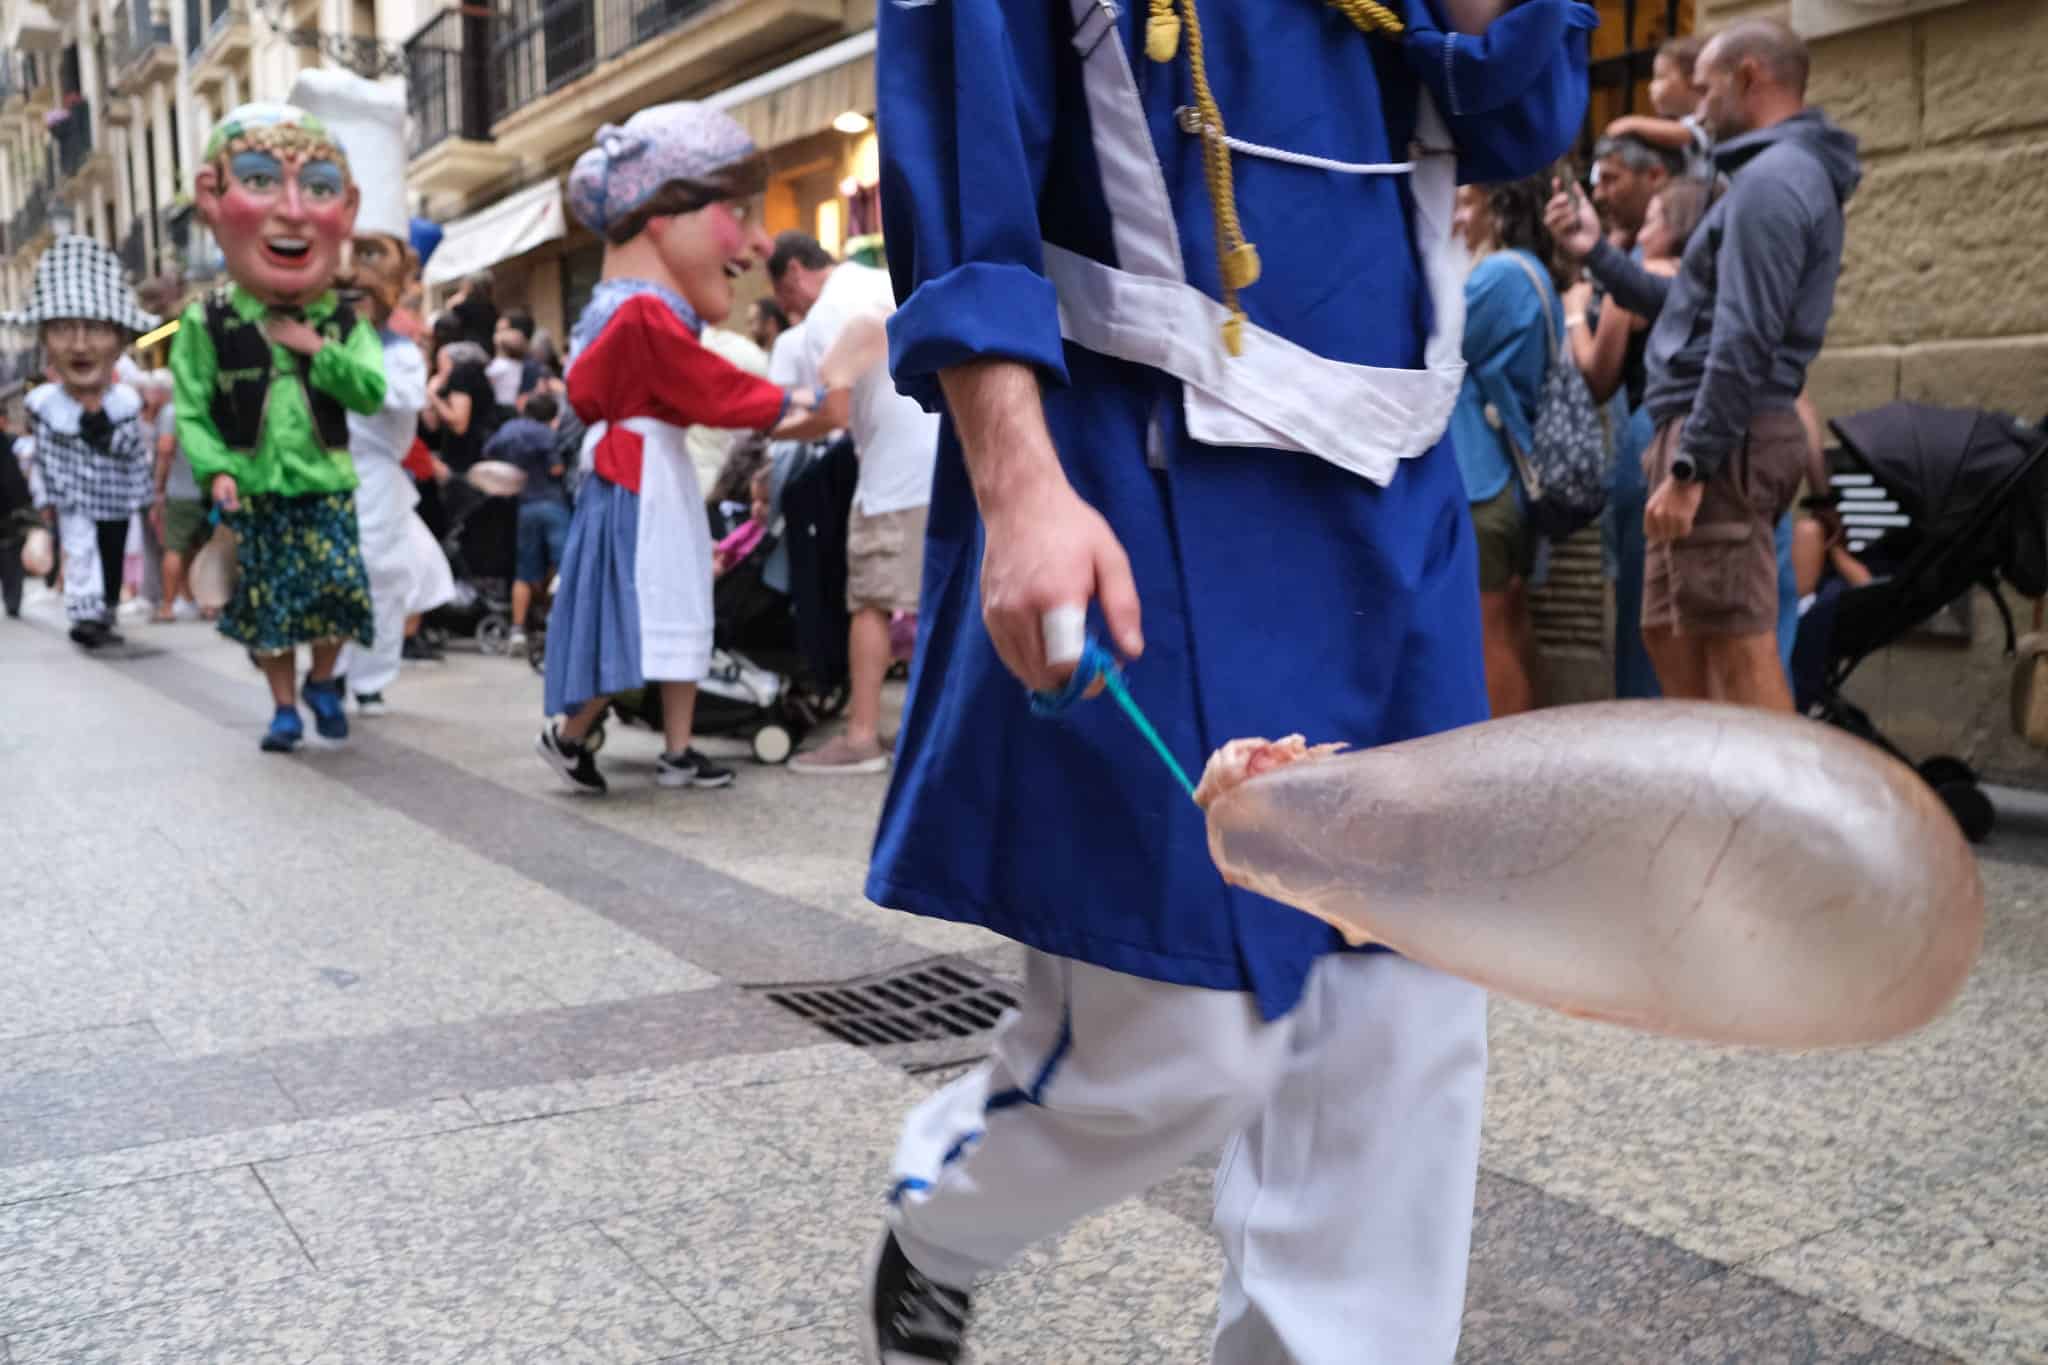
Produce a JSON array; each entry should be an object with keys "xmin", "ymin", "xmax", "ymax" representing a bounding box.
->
[{"xmin": 1201, "ymin": 702, "xmax": 1983, "ymax": 1048}]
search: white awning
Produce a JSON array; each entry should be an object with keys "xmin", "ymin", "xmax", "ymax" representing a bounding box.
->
[
  {"xmin": 422, "ymin": 177, "xmax": 566, "ymax": 287},
  {"xmin": 708, "ymin": 29, "xmax": 876, "ymax": 150}
]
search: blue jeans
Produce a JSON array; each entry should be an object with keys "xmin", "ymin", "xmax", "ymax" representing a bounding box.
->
[{"xmin": 516, "ymin": 499, "xmax": 570, "ymax": 584}]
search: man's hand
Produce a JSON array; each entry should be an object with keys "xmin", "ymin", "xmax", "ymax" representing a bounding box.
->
[
  {"xmin": 266, "ymin": 318, "xmax": 326, "ymax": 357},
  {"xmin": 937, "ymin": 360, "xmax": 1142, "ymax": 692},
  {"xmin": 1644, "ymin": 477, "xmax": 1704, "ymax": 542},
  {"xmin": 147, "ymin": 496, "xmax": 165, "ymax": 538},
  {"xmin": 210, "ymin": 472, "xmax": 240, "ymax": 513},
  {"xmin": 1545, "ymin": 177, "xmax": 1601, "ymax": 263},
  {"xmin": 979, "ymin": 474, "xmax": 1142, "ymax": 693}
]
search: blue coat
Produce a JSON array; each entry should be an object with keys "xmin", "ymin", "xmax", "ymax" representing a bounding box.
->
[
  {"xmin": 1450, "ymin": 248, "xmax": 1564, "ymax": 505},
  {"xmin": 870, "ymin": 0, "xmax": 1592, "ymax": 1020}
]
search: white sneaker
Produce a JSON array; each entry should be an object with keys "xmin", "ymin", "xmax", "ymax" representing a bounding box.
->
[
  {"xmin": 117, "ymin": 598, "xmax": 152, "ymax": 623},
  {"xmin": 172, "ymin": 598, "xmax": 201, "ymax": 622},
  {"xmin": 506, "ymin": 628, "xmax": 529, "ymax": 651}
]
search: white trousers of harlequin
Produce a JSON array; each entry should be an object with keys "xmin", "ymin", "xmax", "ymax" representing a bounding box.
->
[{"xmin": 887, "ymin": 950, "xmax": 1488, "ymax": 1364}]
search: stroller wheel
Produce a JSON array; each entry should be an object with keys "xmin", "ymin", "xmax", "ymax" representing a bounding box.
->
[
  {"xmin": 751, "ymin": 723, "xmax": 795, "ymax": 765},
  {"xmin": 1916, "ymin": 756, "xmax": 1977, "ymax": 790},
  {"xmin": 476, "ymin": 614, "xmax": 511, "ymax": 655},
  {"xmin": 1934, "ymin": 780, "xmax": 1996, "ymax": 844}
]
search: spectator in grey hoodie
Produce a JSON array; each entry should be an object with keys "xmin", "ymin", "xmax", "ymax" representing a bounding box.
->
[{"xmin": 1547, "ymin": 17, "xmax": 1859, "ymax": 711}]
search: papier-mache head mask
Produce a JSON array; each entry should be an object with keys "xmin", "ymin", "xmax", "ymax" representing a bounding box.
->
[
  {"xmin": 286, "ymin": 71, "xmax": 414, "ymax": 323},
  {"xmin": 195, "ymin": 102, "xmax": 360, "ymax": 309}
]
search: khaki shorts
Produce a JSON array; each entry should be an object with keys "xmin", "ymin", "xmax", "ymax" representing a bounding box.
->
[
  {"xmin": 1469, "ymin": 481, "xmax": 1533, "ymax": 592},
  {"xmin": 847, "ymin": 503, "xmax": 927, "ymax": 615},
  {"xmin": 162, "ymin": 498, "xmax": 212, "ymax": 558},
  {"xmin": 1642, "ymin": 409, "xmax": 1807, "ymax": 637}
]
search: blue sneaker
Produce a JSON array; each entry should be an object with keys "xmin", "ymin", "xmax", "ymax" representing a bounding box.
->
[
  {"xmin": 261, "ymin": 706, "xmax": 304, "ymax": 753},
  {"xmin": 303, "ymin": 678, "xmax": 349, "ymax": 741}
]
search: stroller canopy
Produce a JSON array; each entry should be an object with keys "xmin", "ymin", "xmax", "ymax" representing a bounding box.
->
[{"xmin": 1831, "ymin": 402, "xmax": 2048, "ymax": 595}]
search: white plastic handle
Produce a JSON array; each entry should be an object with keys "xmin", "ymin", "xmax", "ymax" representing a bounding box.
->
[{"xmin": 1041, "ymin": 604, "xmax": 1087, "ymax": 668}]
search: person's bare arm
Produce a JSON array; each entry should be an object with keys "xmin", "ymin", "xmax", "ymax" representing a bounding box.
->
[
  {"xmin": 776, "ymin": 314, "xmax": 889, "ymax": 441},
  {"xmin": 1567, "ymin": 286, "xmax": 1634, "ymax": 405},
  {"xmin": 774, "ymin": 388, "xmax": 851, "ymax": 442},
  {"xmin": 431, "ymin": 387, "xmax": 473, "ymax": 437},
  {"xmin": 1829, "ymin": 543, "xmax": 1874, "ymax": 588},
  {"xmin": 1795, "ymin": 390, "xmax": 1842, "ymax": 543},
  {"xmin": 1604, "ymin": 115, "xmax": 1696, "ymax": 152},
  {"xmin": 153, "ymin": 429, "xmax": 176, "ymax": 495},
  {"xmin": 1442, "ymin": 0, "xmax": 1511, "ymax": 31},
  {"xmin": 938, "ymin": 359, "xmax": 1142, "ymax": 690}
]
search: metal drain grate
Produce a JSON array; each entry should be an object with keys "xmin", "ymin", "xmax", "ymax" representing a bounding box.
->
[{"xmin": 755, "ymin": 960, "xmax": 1018, "ymax": 1048}]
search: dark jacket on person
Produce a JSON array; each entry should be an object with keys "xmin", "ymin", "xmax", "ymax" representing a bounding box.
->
[{"xmin": 1587, "ymin": 108, "xmax": 1862, "ymax": 479}]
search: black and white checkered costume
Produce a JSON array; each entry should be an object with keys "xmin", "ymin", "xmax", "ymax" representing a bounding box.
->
[
  {"xmin": 26, "ymin": 383, "xmax": 151, "ymax": 521},
  {"xmin": 3, "ymin": 235, "xmax": 161, "ymax": 337}
]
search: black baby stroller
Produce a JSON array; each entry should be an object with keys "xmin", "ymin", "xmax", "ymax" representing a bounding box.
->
[
  {"xmin": 420, "ymin": 483, "xmax": 518, "ymax": 655},
  {"xmin": 580, "ymin": 437, "xmax": 857, "ymax": 764},
  {"xmin": 1793, "ymin": 402, "xmax": 2048, "ymax": 842}
]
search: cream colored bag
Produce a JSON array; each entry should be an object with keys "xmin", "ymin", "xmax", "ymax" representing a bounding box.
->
[
  {"xmin": 2014, "ymin": 630, "xmax": 2048, "ymax": 749},
  {"xmin": 188, "ymin": 522, "xmax": 239, "ymax": 611},
  {"xmin": 18, "ymin": 526, "xmax": 52, "ymax": 577}
]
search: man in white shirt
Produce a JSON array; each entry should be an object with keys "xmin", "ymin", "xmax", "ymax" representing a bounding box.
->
[{"xmin": 770, "ymin": 232, "xmax": 939, "ymax": 774}]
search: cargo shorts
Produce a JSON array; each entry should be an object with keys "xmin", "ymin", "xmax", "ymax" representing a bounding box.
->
[{"xmin": 1641, "ymin": 408, "xmax": 1807, "ymax": 637}]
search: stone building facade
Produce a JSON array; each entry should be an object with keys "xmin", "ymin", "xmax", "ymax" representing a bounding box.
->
[{"xmin": 1702, "ymin": 0, "xmax": 2047, "ymax": 784}]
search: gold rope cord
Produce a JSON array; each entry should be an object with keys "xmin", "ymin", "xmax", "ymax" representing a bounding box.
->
[{"xmin": 1147, "ymin": 0, "xmax": 1405, "ymax": 356}]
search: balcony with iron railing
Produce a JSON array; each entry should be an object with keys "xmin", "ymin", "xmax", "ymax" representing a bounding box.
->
[
  {"xmin": 118, "ymin": 219, "xmax": 148, "ymax": 278},
  {"xmin": 187, "ymin": 0, "xmax": 250, "ymax": 76},
  {"xmin": 476, "ymin": 0, "xmax": 839, "ymax": 175},
  {"xmin": 109, "ymin": 0, "xmax": 176, "ymax": 88},
  {"xmin": 406, "ymin": 7, "xmax": 494, "ymax": 157},
  {"xmin": 53, "ymin": 101, "xmax": 93, "ymax": 182},
  {"xmin": 9, "ymin": 181, "xmax": 53, "ymax": 255},
  {"xmin": 489, "ymin": 0, "xmax": 721, "ymax": 122}
]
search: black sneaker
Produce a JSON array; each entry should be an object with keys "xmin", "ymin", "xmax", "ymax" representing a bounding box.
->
[
  {"xmin": 69, "ymin": 621, "xmax": 107, "ymax": 649},
  {"xmin": 861, "ymin": 1230, "xmax": 970, "ymax": 1365},
  {"xmin": 536, "ymin": 724, "xmax": 606, "ymax": 794},
  {"xmin": 655, "ymin": 747, "xmax": 735, "ymax": 789},
  {"xmin": 402, "ymin": 635, "xmax": 444, "ymax": 662}
]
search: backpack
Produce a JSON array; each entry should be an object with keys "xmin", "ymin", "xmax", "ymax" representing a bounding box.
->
[{"xmin": 1495, "ymin": 251, "xmax": 1608, "ymax": 540}]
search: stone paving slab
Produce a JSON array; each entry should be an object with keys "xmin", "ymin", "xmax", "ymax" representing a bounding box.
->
[
  {"xmin": 0, "ymin": 1166, "xmax": 309, "ymax": 1335},
  {"xmin": 1750, "ymin": 1155, "xmax": 2048, "ymax": 1365},
  {"xmin": 5, "ymin": 1222, "xmax": 711, "ymax": 1364},
  {"xmin": 254, "ymin": 1090, "xmax": 811, "ymax": 1270},
  {"xmin": 0, "ymin": 1098, "xmax": 481, "ymax": 1207}
]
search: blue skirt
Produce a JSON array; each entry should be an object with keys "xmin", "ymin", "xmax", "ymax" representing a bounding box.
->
[{"xmin": 543, "ymin": 478, "xmax": 643, "ymax": 716}]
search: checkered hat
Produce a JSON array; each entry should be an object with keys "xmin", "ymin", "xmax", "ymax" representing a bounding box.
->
[{"xmin": 2, "ymin": 234, "xmax": 160, "ymax": 335}]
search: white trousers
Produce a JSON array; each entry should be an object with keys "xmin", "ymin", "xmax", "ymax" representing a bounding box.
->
[
  {"xmin": 340, "ymin": 461, "xmax": 455, "ymax": 697},
  {"xmin": 889, "ymin": 951, "xmax": 1487, "ymax": 1364},
  {"xmin": 57, "ymin": 506, "xmax": 111, "ymax": 625}
]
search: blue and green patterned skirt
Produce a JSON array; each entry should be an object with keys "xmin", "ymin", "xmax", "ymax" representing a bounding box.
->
[{"xmin": 218, "ymin": 491, "xmax": 374, "ymax": 654}]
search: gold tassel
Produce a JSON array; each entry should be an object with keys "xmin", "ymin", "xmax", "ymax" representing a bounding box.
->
[
  {"xmin": 1221, "ymin": 312, "xmax": 1245, "ymax": 357},
  {"xmin": 1222, "ymin": 242, "xmax": 1261, "ymax": 292},
  {"xmin": 1146, "ymin": 0, "xmax": 1181, "ymax": 61}
]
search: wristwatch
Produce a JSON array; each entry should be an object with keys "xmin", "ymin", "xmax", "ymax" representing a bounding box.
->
[{"xmin": 1669, "ymin": 451, "xmax": 1701, "ymax": 484}]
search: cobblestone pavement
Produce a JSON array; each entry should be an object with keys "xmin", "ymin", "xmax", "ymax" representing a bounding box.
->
[{"xmin": 3, "ymin": 595, "xmax": 2043, "ymax": 1363}]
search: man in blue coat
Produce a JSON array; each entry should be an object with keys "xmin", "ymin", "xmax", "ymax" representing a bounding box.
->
[{"xmin": 861, "ymin": 2, "xmax": 1592, "ymax": 1360}]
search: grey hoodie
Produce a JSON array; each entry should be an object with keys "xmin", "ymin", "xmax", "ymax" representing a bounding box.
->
[{"xmin": 1589, "ymin": 109, "xmax": 1863, "ymax": 479}]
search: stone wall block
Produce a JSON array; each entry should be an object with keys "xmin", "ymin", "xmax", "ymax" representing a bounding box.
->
[
  {"xmin": 1922, "ymin": 0, "xmax": 2048, "ymax": 145},
  {"xmin": 1898, "ymin": 336, "xmax": 2048, "ymax": 417},
  {"xmin": 1806, "ymin": 346, "xmax": 1902, "ymax": 423},
  {"xmin": 1809, "ymin": 22, "xmax": 1918, "ymax": 156},
  {"xmin": 1832, "ymin": 144, "xmax": 2048, "ymax": 346}
]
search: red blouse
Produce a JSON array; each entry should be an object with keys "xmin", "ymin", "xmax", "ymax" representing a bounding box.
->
[{"xmin": 567, "ymin": 294, "xmax": 787, "ymax": 494}]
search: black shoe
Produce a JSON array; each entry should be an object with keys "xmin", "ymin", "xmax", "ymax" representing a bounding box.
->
[
  {"xmin": 536, "ymin": 724, "xmax": 607, "ymax": 795},
  {"xmin": 402, "ymin": 635, "xmax": 444, "ymax": 662},
  {"xmin": 69, "ymin": 621, "xmax": 107, "ymax": 649},
  {"xmin": 655, "ymin": 747, "xmax": 735, "ymax": 789},
  {"xmin": 860, "ymin": 1230, "xmax": 970, "ymax": 1365}
]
